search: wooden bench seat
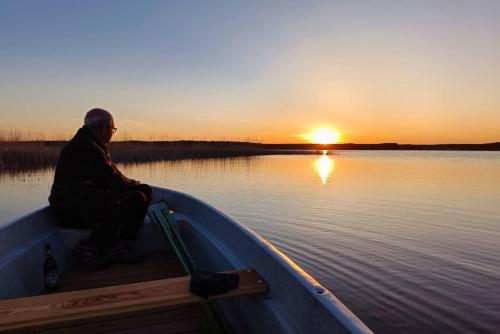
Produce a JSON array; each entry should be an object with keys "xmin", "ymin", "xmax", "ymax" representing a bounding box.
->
[{"xmin": 0, "ymin": 269, "xmax": 267, "ymax": 333}]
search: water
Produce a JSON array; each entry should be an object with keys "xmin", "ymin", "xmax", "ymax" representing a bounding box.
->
[{"xmin": 1, "ymin": 151, "xmax": 499, "ymax": 333}]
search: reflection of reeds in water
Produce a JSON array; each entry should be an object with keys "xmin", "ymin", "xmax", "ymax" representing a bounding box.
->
[{"xmin": 119, "ymin": 155, "xmax": 265, "ymax": 181}]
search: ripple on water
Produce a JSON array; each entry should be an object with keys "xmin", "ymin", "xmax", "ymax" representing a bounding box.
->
[{"xmin": 2, "ymin": 152, "xmax": 500, "ymax": 334}]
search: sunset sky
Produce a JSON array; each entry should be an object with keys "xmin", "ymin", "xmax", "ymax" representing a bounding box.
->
[{"xmin": 1, "ymin": 1, "xmax": 499, "ymax": 144}]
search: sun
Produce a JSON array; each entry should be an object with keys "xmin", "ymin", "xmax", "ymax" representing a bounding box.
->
[{"xmin": 306, "ymin": 128, "xmax": 341, "ymax": 144}]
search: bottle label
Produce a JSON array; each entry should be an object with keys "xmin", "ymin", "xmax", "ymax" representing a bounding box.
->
[{"xmin": 45, "ymin": 270, "xmax": 59, "ymax": 287}]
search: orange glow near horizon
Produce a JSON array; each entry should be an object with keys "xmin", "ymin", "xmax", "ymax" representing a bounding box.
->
[
  {"xmin": 2, "ymin": 120, "xmax": 499, "ymax": 144},
  {"xmin": 303, "ymin": 128, "xmax": 341, "ymax": 144}
]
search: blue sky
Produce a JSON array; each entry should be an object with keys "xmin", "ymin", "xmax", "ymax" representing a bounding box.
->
[{"xmin": 1, "ymin": 1, "xmax": 500, "ymax": 143}]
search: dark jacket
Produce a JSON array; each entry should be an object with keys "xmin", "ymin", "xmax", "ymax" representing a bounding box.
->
[{"xmin": 49, "ymin": 126, "xmax": 138, "ymax": 206}]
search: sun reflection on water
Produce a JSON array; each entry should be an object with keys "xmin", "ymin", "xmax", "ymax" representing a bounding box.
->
[{"xmin": 314, "ymin": 151, "xmax": 335, "ymax": 185}]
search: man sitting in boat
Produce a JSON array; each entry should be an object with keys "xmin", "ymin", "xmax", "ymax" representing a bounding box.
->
[{"xmin": 49, "ymin": 108, "xmax": 152, "ymax": 271}]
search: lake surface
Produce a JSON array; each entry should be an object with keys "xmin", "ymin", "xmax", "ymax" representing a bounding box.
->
[{"xmin": 1, "ymin": 151, "xmax": 499, "ymax": 333}]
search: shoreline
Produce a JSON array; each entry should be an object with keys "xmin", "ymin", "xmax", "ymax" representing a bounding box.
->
[{"xmin": 1, "ymin": 140, "xmax": 499, "ymax": 175}]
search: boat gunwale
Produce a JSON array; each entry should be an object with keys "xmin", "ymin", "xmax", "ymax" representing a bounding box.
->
[
  {"xmin": 0, "ymin": 188, "xmax": 372, "ymax": 333},
  {"xmin": 155, "ymin": 187, "xmax": 373, "ymax": 334},
  {"xmin": 0, "ymin": 207, "xmax": 55, "ymax": 233}
]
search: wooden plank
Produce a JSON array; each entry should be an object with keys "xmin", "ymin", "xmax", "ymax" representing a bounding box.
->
[
  {"xmin": 101, "ymin": 317, "xmax": 210, "ymax": 334},
  {"xmin": 0, "ymin": 269, "xmax": 267, "ymax": 333},
  {"xmin": 57, "ymin": 250, "xmax": 185, "ymax": 292},
  {"xmin": 58, "ymin": 270, "xmax": 186, "ymax": 292},
  {"xmin": 60, "ymin": 251, "xmax": 181, "ymax": 283},
  {"xmin": 35, "ymin": 305, "xmax": 207, "ymax": 334},
  {"xmin": 38, "ymin": 251, "xmax": 211, "ymax": 334}
]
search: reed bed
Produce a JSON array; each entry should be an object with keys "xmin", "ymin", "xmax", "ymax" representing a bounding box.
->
[
  {"xmin": 0, "ymin": 139, "xmax": 324, "ymax": 175},
  {"xmin": 0, "ymin": 141, "xmax": 62, "ymax": 174}
]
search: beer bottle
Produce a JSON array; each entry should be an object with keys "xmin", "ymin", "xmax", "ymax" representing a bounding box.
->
[{"xmin": 43, "ymin": 243, "xmax": 59, "ymax": 291}]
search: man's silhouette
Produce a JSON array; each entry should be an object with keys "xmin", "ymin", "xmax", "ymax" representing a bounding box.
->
[{"xmin": 49, "ymin": 108, "xmax": 152, "ymax": 270}]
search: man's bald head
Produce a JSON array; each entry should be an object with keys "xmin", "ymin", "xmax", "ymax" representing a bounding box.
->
[
  {"xmin": 84, "ymin": 108, "xmax": 114, "ymax": 129},
  {"xmin": 84, "ymin": 108, "xmax": 116, "ymax": 145}
]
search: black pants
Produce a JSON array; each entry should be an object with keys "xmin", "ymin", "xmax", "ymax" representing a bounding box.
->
[{"xmin": 52, "ymin": 184, "xmax": 152, "ymax": 250}]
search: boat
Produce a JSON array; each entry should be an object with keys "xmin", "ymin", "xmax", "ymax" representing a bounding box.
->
[{"xmin": 0, "ymin": 186, "xmax": 373, "ymax": 333}]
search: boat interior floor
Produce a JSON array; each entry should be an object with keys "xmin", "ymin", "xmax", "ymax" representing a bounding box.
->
[{"xmin": 46, "ymin": 250, "xmax": 216, "ymax": 334}]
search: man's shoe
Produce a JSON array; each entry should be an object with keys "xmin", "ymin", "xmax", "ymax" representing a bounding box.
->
[
  {"xmin": 73, "ymin": 240, "xmax": 109, "ymax": 271},
  {"xmin": 104, "ymin": 241, "xmax": 145, "ymax": 264}
]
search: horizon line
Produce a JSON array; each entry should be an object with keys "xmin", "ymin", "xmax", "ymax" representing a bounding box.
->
[{"xmin": 1, "ymin": 140, "xmax": 499, "ymax": 146}]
